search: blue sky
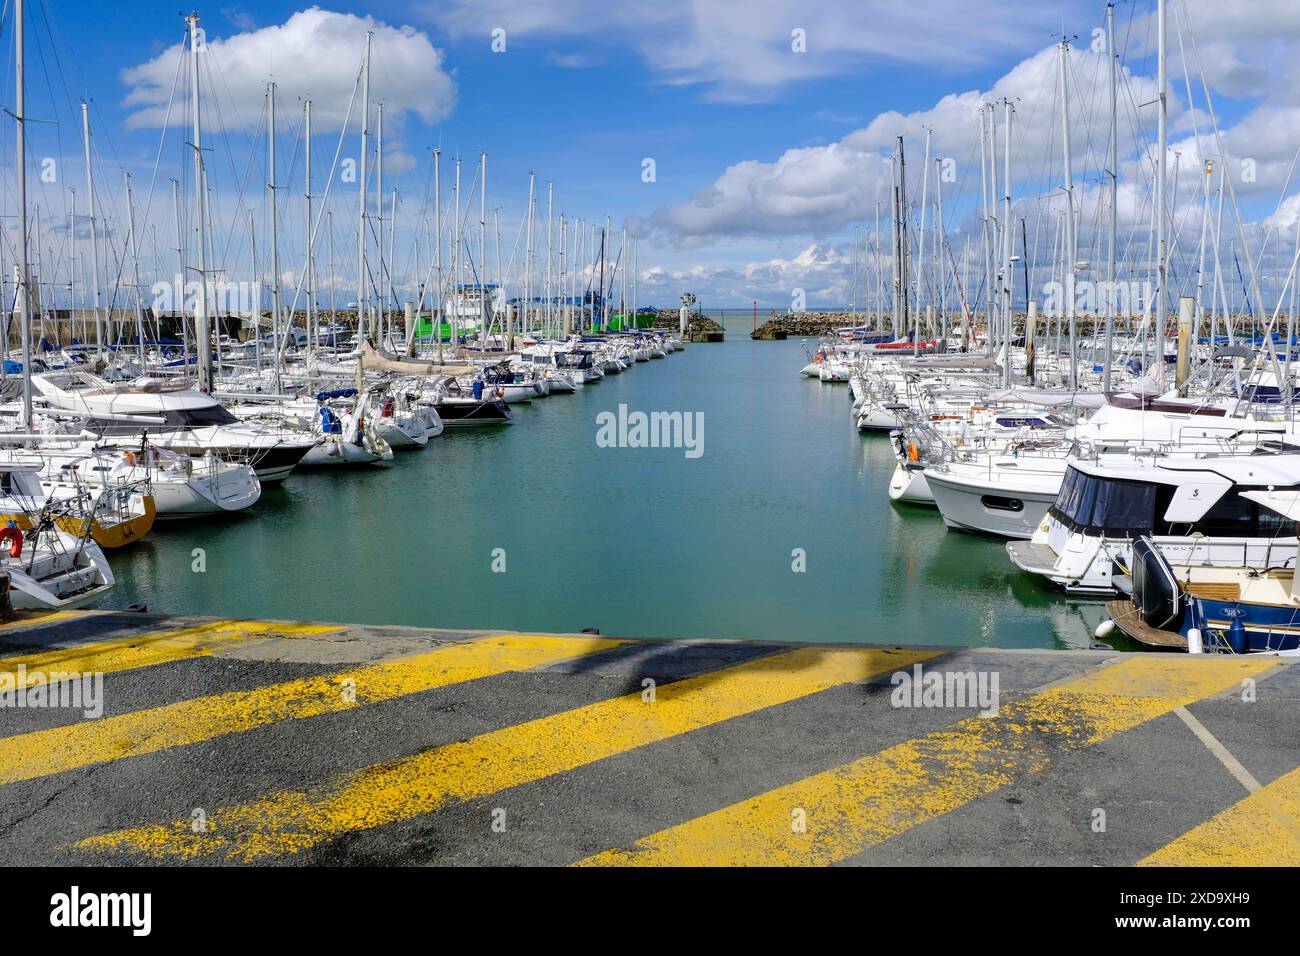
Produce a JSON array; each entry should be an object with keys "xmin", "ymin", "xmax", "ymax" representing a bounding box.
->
[{"xmin": 2, "ymin": 1, "xmax": 1296, "ymax": 312}]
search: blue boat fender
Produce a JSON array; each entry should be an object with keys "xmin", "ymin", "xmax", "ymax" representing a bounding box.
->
[{"xmin": 1227, "ymin": 615, "xmax": 1247, "ymax": 654}]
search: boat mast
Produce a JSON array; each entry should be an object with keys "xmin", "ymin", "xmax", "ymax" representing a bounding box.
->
[
  {"xmin": 15, "ymin": 0, "xmax": 32, "ymax": 427},
  {"xmin": 124, "ymin": 171, "xmax": 147, "ymax": 354},
  {"xmin": 305, "ymin": 99, "xmax": 314, "ymax": 350},
  {"xmin": 916, "ymin": 127, "xmax": 930, "ymax": 335},
  {"xmin": 68, "ymin": 188, "xmax": 77, "ymax": 343},
  {"xmin": 1155, "ymin": 0, "xmax": 1168, "ymax": 383},
  {"xmin": 875, "ymin": 200, "xmax": 885, "ymax": 335},
  {"xmin": 1059, "ymin": 38, "xmax": 1079, "ymax": 390},
  {"xmin": 357, "ymin": 31, "xmax": 371, "ymax": 341},
  {"xmin": 546, "ymin": 181, "xmax": 554, "ymax": 336},
  {"xmin": 172, "ymin": 178, "xmax": 189, "ymax": 368},
  {"xmin": 433, "ymin": 148, "xmax": 442, "ymax": 363},
  {"xmin": 493, "ymin": 207, "xmax": 502, "ymax": 339},
  {"xmin": 388, "ymin": 188, "xmax": 397, "ymax": 348},
  {"xmin": 267, "ymin": 81, "xmax": 282, "ymax": 392},
  {"xmin": 188, "ymin": 11, "xmax": 212, "ymax": 393},
  {"xmin": 559, "ymin": 214, "xmax": 566, "ymax": 336},
  {"xmin": 891, "ymin": 159, "xmax": 902, "ymax": 339},
  {"xmin": 897, "ymin": 137, "xmax": 912, "ymax": 355},
  {"xmin": 1104, "ymin": 2, "xmax": 1118, "ymax": 392},
  {"xmin": 525, "ymin": 172, "xmax": 535, "ymax": 343},
  {"xmin": 453, "ymin": 157, "xmax": 461, "ymax": 345},
  {"xmin": 249, "ymin": 211, "xmax": 259, "ymax": 373},
  {"xmin": 81, "ymin": 102, "xmax": 104, "ymax": 356},
  {"xmin": 1002, "ymin": 99, "xmax": 1013, "ymax": 385},
  {"xmin": 376, "ymin": 103, "xmax": 384, "ymax": 342},
  {"xmin": 480, "ymin": 150, "xmax": 487, "ymax": 340},
  {"xmin": 934, "ymin": 161, "xmax": 948, "ymax": 348}
]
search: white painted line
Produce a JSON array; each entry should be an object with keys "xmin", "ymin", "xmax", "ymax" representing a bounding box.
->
[{"xmin": 1174, "ymin": 705, "xmax": 1261, "ymax": 795}]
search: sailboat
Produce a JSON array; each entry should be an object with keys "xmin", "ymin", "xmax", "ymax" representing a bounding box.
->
[
  {"xmin": 28, "ymin": 371, "xmax": 317, "ymax": 483},
  {"xmin": 0, "ymin": 461, "xmax": 114, "ymax": 608},
  {"xmin": 16, "ymin": 439, "xmax": 261, "ymax": 518}
]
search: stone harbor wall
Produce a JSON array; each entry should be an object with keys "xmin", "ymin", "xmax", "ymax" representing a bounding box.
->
[{"xmin": 751, "ymin": 312, "xmax": 854, "ymax": 339}]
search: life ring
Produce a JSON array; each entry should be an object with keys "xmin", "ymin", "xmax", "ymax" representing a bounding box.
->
[
  {"xmin": 907, "ymin": 441, "xmax": 920, "ymax": 463},
  {"xmin": 124, "ymin": 451, "xmax": 137, "ymax": 465},
  {"xmin": 494, "ymin": 386, "xmax": 505, "ymax": 399},
  {"xmin": 0, "ymin": 525, "xmax": 23, "ymax": 559}
]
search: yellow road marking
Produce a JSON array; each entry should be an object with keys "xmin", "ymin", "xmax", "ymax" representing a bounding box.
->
[
  {"xmin": 576, "ymin": 656, "xmax": 1275, "ymax": 866},
  {"xmin": 1139, "ymin": 765, "xmax": 1300, "ymax": 866},
  {"xmin": 0, "ymin": 634, "xmax": 625, "ymax": 785},
  {"xmin": 75, "ymin": 646, "xmax": 935, "ymax": 862},
  {"xmin": 0, "ymin": 619, "xmax": 341, "ymax": 690}
]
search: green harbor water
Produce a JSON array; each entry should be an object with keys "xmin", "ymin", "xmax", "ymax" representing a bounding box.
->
[{"xmin": 94, "ymin": 312, "xmax": 1122, "ymax": 649}]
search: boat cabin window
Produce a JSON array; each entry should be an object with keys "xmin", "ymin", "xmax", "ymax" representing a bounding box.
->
[
  {"xmin": 160, "ymin": 405, "xmax": 240, "ymax": 428},
  {"xmin": 1177, "ymin": 490, "xmax": 1296, "ymax": 537},
  {"xmin": 1052, "ymin": 466, "xmax": 1157, "ymax": 534},
  {"xmin": 995, "ymin": 417, "xmax": 1048, "ymax": 428},
  {"xmin": 981, "ymin": 495, "xmax": 1024, "ymax": 512},
  {"xmin": 1053, "ymin": 465, "xmax": 1299, "ymax": 538}
]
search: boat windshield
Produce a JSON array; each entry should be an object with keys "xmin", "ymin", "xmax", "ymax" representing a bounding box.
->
[
  {"xmin": 1054, "ymin": 465, "xmax": 1299, "ymax": 538},
  {"xmin": 159, "ymin": 405, "xmax": 241, "ymax": 428},
  {"xmin": 1053, "ymin": 466, "xmax": 1157, "ymax": 534}
]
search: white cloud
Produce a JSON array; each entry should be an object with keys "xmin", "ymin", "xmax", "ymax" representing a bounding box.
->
[
  {"xmin": 648, "ymin": 28, "xmax": 1300, "ymax": 247},
  {"xmin": 649, "ymin": 43, "xmax": 1169, "ymax": 243},
  {"xmin": 122, "ymin": 7, "xmax": 456, "ymax": 133},
  {"xmin": 634, "ymin": 243, "xmax": 862, "ymax": 307},
  {"xmin": 426, "ymin": 0, "xmax": 1091, "ymax": 102}
]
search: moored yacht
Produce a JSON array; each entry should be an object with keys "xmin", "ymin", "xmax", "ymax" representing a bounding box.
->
[
  {"xmin": 1007, "ymin": 453, "xmax": 1300, "ymax": 595},
  {"xmin": 28, "ymin": 372, "xmax": 317, "ymax": 483},
  {"xmin": 0, "ymin": 462, "xmax": 115, "ymax": 608}
]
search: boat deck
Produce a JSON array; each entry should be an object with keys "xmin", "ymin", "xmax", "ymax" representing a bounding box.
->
[
  {"xmin": 1006, "ymin": 540, "xmax": 1059, "ymax": 574},
  {"xmin": 1105, "ymin": 599, "xmax": 1188, "ymax": 648},
  {"xmin": 0, "ymin": 609, "xmax": 1295, "ymax": 866}
]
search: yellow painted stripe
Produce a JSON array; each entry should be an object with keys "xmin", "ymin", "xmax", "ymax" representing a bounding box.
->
[
  {"xmin": 0, "ymin": 619, "xmax": 340, "ymax": 690},
  {"xmin": 75, "ymin": 646, "xmax": 936, "ymax": 862},
  {"xmin": 1139, "ymin": 764, "xmax": 1300, "ymax": 866},
  {"xmin": 0, "ymin": 634, "xmax": 625, "ymax": 785},
  {"xmin": 577, "ymin": 656, "xmax": 1275, "ymax": 867}
]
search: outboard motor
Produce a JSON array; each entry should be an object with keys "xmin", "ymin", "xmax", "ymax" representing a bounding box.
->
[{"xmin": 1131, "ymin": 536, "xmax": 1182, "ymax": 631}]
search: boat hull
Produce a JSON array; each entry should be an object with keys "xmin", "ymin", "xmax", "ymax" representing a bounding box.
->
[
  {"xmin": 925, "ymin": 470, "xmax": 1057, "ymax": 540},
  {"xmin": 437, "ymin": 399, "xmax": 512, "ymax": 426},
  {"xmin": 1187, "ymin": 597, "xmax": 1300, "ymax": 653},
  {"xmin": 888, "ymin": 463, "xmax": 934, "ymax": 505},
  {"xmin": 857, "ymin": 405, "xmax": 904, "ymax": 431},
  {"xmin": 301, "ymin": 439, "xmax": 388, "ymax": 466},
  {"xmin": 162, "ymin": 441, "xmax": 314, "ymax": 485},
  {"xmin": 2, "ymin": 495, "xmax": 156, "ymax": 549}
]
